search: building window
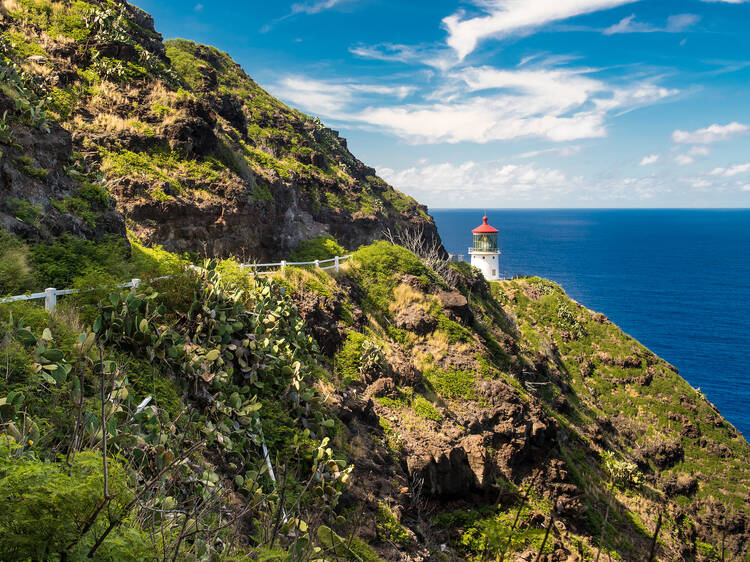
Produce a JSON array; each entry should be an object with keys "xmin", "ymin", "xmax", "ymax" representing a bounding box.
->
[{"xmin": 492, "ymin": 269, "xmax": 496, "ymax": 276}]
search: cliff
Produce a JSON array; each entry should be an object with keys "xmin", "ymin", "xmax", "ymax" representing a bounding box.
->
[
  {"xmin": 0, "ymin": 0, "xmax": 439, "ymax": 262},
  {"xmin": 0, "ymin": 242, "xmax": 747, "ymax": 561},
  {"xmin": 0, "ymin": 1, "xmax": 747, "ymax": 561}
]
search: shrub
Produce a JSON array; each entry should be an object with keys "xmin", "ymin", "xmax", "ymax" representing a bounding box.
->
[
  {"xmin": 335, "ymin": 331, "xmax": 366, "ymax": 384},
  {"xmin": 376, "ymin": 502, "xmax": 410, "ymax": 546},
  {"xmin": 424, "ymin": 366, "xmax": 476, "ymax": 400},
  {"xmin": 289, "ymin": 235, "xmax": 345, "ymax": 262},
  {"xmin": 0, "ymin": 232, "xmax": 33, "ymax": 295},
  {"xmin": 350, "ymin": 241, "xmax": 435, "ymax": 313},
  {"xmin": 0, "ymin": 438, "xmax": 152, "ymax": 560},
  {"xmin": 13, "ymin": 156, "xmax": 49, "ymax": 180},
  {"xmin": 5, "ymin": 197, "xmax": 41, "ymax": 222},
  {"xmin": 30, "ymin": 235, "xmax": 131, "ymax": 288}
]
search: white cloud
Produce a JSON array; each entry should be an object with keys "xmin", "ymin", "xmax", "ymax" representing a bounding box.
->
[
  {"xmin": 701, "ymin": 0, "xmax": 749, "ymax": 3},
  {"xmin": 604, "ymin": 13, "xmax": 699, "ymax": 34},
  {"xmin": 442, "ymin": 0, "xmax": 635, "ymax": 61},
  {"xmin": 742, "ymin": 185, "xmax": 750, "ymax": 191},
  {"xmin": 709, "ymin": 163, "xmax": 750, "ymax": 177},
  {"xmin": 271, "ymin": 77, "xmax": 414, "ymax": 115},
  {"xmin": 639, "ymin": 154, "xmax": 659, "ymax": 166},
  {"xmin": 518, "ymin": 145, "xmax": 582, "ymax": 158},
  {"xmin": 262, "ymin": 0, "xmax": 350, "ymax": 32},
  {"xmin": 674, "ymin": 154, "xmax": 694, "ymax": 165},
  {"xmin": 378, "ymin": 160, "xmax": 572, "ymax": 206},
  {"xmin": 688, "ymin": 146, "xmax": 711, "ymax": 156},
  {"xmin": 289, "ymin": 0, "xmax": 345, "ymax": 15},
  {"xmin": 275, "ymin": 65, "xmax": 676, "ymax": 144},
  {"xmin": 672, "ymin": 122, "xmax": 749, "ymax": 144},
  {"xmin": 194, "ymin": 3, "xmax": 203, "ymax": 12}
]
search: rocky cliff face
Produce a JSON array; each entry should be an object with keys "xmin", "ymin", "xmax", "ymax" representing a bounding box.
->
[
  {"xmin": 285, "ymin": 246, "xmax": 749, "ymax": 561},
  {"xmin": 0, "ymin": 0, "xmax": 440, "ymax": 260}
]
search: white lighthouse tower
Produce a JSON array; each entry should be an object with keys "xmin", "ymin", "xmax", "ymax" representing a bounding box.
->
[{"xmin": 469, "ymin": 215, "xmax": 501, "ymax": 280}]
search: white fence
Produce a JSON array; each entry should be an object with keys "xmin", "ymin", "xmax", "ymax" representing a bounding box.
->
[{"xmin": 0, "ymin": 254, "xmax": 353, "ymax": 313}]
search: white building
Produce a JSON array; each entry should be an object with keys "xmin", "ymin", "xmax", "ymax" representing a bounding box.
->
[{"xmin": 469, "ymin": 215, "xmax": 501, "ymax": 280}]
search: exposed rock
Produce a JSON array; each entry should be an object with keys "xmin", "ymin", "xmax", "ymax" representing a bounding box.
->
[
  {"xmin": 662, "ymin": 473, "xmax": 699, "ymax": 497},
  {"xmin": 636, "ymin": 439, "xmax": 684, "ymax": 471},
  {"xmin": 393, "ymin": 306, "xmax": 437, "ymax": 335},
  {"xmin": 435, "ymin": 289, "xmax": 472, "ymax": 324}
]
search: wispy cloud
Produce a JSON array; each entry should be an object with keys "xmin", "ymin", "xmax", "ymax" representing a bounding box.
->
[
  {"xmin": 273, "ymin": 64, "xmax": 677, "ymax": 144},
  {"xmin": 672, "ymin": 122, "xmax": 749, "ymax": 143},
  {"xmin": 270, "ymin": 77, "xmax": 415, "ymax": 115},
  {"xmin": 378, "ymin": 160, "xmax": 573, "ymax": 206},
  {"xmin": 262, "ymin": 0, "xmax": 351, "ymax": 32},
  {"xmin": 710, "ymin": 163, "xmax": 750, "ymax": 177},
  {"xmin": 442, "ymin": 0, "xmax": 636, "ymax": 61},
  {"xmin": 639, "ymin": 154, "xmax": 659, "ymax": 165},
  {"xmin": 604, "ymin": 13, "xmax": 699, "ymax": 35},
  {"xmin": 289, "ymin": 0, "xmax": 345, "ymax": 16},
  {"xmin": 518, "ymin": 145, "xmax": 583, "ymax": 158},
  {"xmin": 194, "ymin": 3, "xmax": 203, "ymax": 12},
  {"xmin": 349, "ymin": 43, "xmax": 454, "ymax": 70}
]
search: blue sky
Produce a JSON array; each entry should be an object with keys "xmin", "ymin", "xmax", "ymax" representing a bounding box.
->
[{"xmin": 132, "ymin": 0, "xmax": 750, "ymax": 208}]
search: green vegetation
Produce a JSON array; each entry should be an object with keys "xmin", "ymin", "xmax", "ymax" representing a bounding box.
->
[
  {"xmin": 376, "ymin": 502, "xmax": 410, "ymax": 546},
  {"xmin": 5, "ymin": 197, "xmax": 41, "ymax": 223},
  {"xmin": 0, "ymin": 231, "xmax": 33, "ymax": 295},
  {"xmin": 424, "ymin": 366, "xmax": 477, "ymax": 400},
  {"xmin": 0, "ymin": 260, "xmax": 353, "ymax": 559},
  {"xmin": 289, "ymin": 235, "xmax": 346, "ymax": 262},
  {"xmin": 349, "ymin": 241, "xmax": 438, "ymax": 312},
  {"xmin": 13, "ymin": 156, "xmax": 49, "ymax": 180},
  {"xmin": 0, "ymin": 440, "xmax": 151, "ymax": 560},
  {"xmin": 412, "ymin": 394, "xmax": 442, "ymax": 421},
  {"xmin": 101, "ymin": 148, "xmax": 227, "ymax": 196}
]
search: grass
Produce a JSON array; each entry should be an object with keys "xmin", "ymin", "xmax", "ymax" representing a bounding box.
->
[
  {"xmin": 13, "ymin": 156, "xmax": 49, "ymax": 180},
  {"xmin": 288, "ymin": 235, "xmax": 345, "ymax": 262},
  {"xmin": 5, "ymin": 197, "xmax": 41, "ymax": 223},
  {"xmin": 424, "ymin": 366, "xmax": 477, "ymax": 400},
  {"xmin": 101, "ymin": 148, "xmax": 227, "ymax": 195}
]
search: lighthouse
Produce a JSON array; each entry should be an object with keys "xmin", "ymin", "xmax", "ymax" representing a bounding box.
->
[{"xmin": 469, "ymin": 215, "xmax": 501, "ymax": 281}]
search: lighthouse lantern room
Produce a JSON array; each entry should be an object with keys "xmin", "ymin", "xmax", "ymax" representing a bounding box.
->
[{"xmin": 469, "ymin": 215, "xmax": 501, "ymax": 281}]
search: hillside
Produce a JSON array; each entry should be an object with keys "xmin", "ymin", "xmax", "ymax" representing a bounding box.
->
[
  {"xmin": 0, "ymin": 243, "xmax": 747, "ymax": 560},
  {"xmin": 0, "ymin": 1, "xmax": 748, "ymax": 561},
  {"xmin": 0, "ymin": 0, "xmax": 438, "ymax": 264}
]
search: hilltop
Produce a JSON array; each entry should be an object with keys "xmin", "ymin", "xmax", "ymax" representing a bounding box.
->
[{"xmin": 0, "ymin": 0, "xmax": 438, "ymax": 266}]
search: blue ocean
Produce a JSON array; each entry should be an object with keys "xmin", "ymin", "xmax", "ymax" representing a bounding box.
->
[{"xmin": 431, "ymin": 209, "xmax": 750, "ymax": 438}]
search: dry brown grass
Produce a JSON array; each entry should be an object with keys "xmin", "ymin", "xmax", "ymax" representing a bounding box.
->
[
  {"xmin": 1, "ymin": 0, "xmax": 22, "ymax": 13},
  {"xmin": 389, "ymin": 283, "xmax": 427, "ymax": 316}
]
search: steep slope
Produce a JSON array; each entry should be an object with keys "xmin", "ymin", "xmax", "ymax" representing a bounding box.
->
[
  {"xmin": 283, "ymin": 244, "xmax": 749, "ymax": 561},
  {"xmin": 0, "ymin": 0, "xmax": 439, "ymax": 261},
  {"xmin": 0, "ymin": 243, "xmax": 747, "ymax": 560}
]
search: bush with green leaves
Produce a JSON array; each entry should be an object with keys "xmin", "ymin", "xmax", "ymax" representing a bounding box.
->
[
  {"xmin": 5, "ymin": 196, "xmax": 41, "ymax": 223},
  {"xmin": 289, "ymin": 235, "xmax": 346, "ymax": 262},
  {"xmin": 0, "ymin": 232, "xmax": 33, "ymax": 296},
  {"xmin": 349, "ymin": 241, "xmax": 438, "ymax": 313},
  {"xmin": 0, "ymin": 438, "xmax": 152, "ymax": 561}
]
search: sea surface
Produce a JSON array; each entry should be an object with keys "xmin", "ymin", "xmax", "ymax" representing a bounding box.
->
[{"xmin": 431, "ymin": 209, "xmax": 750, "ymax": 438}]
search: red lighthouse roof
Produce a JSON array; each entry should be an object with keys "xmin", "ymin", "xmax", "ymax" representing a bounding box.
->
[{"xmin": 472, "ymin": 215, "xmax": 499, "ymax": 234}]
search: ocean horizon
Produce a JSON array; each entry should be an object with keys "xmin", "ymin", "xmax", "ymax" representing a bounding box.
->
[{"xmin": 431, "ymin": 208, "xmax": 750, "ymax": 438}]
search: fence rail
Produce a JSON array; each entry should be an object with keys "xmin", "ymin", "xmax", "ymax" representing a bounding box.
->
[{"xmin": 0, "ymin": 254, "xmax": 353, "ymax": 313}]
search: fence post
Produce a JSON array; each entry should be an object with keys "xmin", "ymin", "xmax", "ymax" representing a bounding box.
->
[
  {"xmin": 131, "ymin": 278, "xmax": 140, "ymax": 289},
  {"xmin": 314, "ymin": 259, "xmax": 320, "ymax": 269},
  {"xmin": 44, "ymin": 288, "xmax": 57, "ymax": 313},
  {"xmin": 334, "ymin": 255, "xmax": 340, "ymax": 272},
  {"xmin": 280, "ymin": 260, "xmax": 286, "ymax": 271}
]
